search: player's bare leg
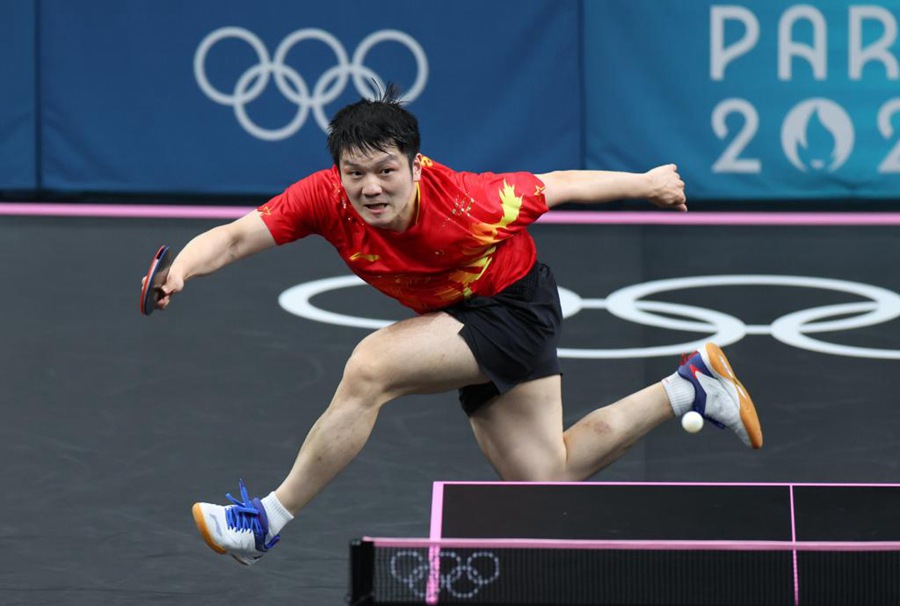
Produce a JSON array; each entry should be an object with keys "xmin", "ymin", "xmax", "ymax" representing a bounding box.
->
[
  {"xmin": 274, "ymin": 311, "xmax": 486, "ymax": 512},
  {"xmin": 469, "ymin": 378, "xmax": 673, "ymax": 481},
  {"xmin": 560, "ymin": 384, "xmax": 674, "ymax": 478},
  {"xmin": 194, "ymin": 311, "xmax": 485, "ymax": 563},
  {"xmin": 471, "ymin": 342, "xmax": 763, "ymax": 483}
]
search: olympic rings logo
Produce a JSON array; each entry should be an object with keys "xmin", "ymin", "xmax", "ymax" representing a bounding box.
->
[
  {"xmin": 278, "ymin": 274, "xmax": 900, "ymax": 360},
  {"xmin": 194, "ymin": 27, "xmax": 428, "ymax": 141},
  {"xmin": 389, "ymin": 550, "xmax": 500, "ymax": 599}
]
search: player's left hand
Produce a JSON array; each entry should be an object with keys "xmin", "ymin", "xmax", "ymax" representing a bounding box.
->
[{"xmin": 645, "ymin": 164, "xmax": 687, "ymax": 212}]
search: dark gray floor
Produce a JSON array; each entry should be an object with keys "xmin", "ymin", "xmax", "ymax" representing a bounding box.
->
[{"xmin": 3, "ymin": 216, "xmax": 899, "ymax": 605}]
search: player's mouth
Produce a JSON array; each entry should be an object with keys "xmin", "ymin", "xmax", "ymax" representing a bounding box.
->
[{"xmin": 364, "ymin": 203, "xmax": 389, "ymax": 215}]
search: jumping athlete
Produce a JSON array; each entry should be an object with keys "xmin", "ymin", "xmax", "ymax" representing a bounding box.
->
[{"xmin": 146, "ymin": 87, "xmax": 763, "ymax": 565}]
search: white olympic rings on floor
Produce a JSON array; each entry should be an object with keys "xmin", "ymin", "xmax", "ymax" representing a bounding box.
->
[
  {"xmin": 277, "ymin": 274, "xmax": 900, "ymax": 360},
  {"xmin": 194, "ymin": 27, "xmax": 428, "ymax": 140}
]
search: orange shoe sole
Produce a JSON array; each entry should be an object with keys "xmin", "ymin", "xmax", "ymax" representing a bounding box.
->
[
  {"xmin": 704, "ymin": 343, "xmax": 763, "ymax": 449},
  {"xmin": 192, "ymin": 503, "xmax": 227, "ymax": 555}
]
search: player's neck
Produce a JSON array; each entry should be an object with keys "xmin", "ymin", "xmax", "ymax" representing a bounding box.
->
[{"xmin": 392, "ymin": 184, "xmax": 420, "ymax": 233}]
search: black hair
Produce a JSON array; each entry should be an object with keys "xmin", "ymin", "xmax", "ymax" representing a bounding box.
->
[{"xmin": 326, "ymin": 83, "xmax": 421, "ymax": 170}]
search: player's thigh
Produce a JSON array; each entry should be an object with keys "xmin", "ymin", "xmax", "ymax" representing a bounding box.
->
[
  {"xmin": 468, "ymin": 375, "xmax": 568, "ymax": 481},
  {"xmin": 347, "ymin": 311, "xmax": 488, "ymax": 398}
]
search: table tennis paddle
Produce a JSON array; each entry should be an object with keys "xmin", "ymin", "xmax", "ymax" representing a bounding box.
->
[{"xmin": 140, "ymin": 245, "xmax": 173, "ymax": 316}]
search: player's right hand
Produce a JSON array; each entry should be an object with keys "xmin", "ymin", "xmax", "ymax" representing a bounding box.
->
[
  {"xmin": 140, "ymin": 268, "xmax": 184, "ymax": 311},
  {"xmin": 156, "ymin": 270, "xmax": 185, "ymax": 310}
]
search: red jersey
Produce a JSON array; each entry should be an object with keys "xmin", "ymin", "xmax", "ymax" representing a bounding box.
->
[{"xmin": 258, "ymin": 157, "xmax": 549, "ymax": 314}]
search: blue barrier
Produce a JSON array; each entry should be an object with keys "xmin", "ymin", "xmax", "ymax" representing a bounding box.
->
[
  {"xmin": 583, "ymin": 0, "xmax": 900, "ymax": 199},
  {"xmin": 0, "ymin": 0, "xmax": 37, "ymax": 191},
  {"xmin": 37, "ymin": 0, "xmax": 580, "ymax": 195},
  {"xmin": 7, "ymin": 1, "xmax": 900, "ymax": 200}
]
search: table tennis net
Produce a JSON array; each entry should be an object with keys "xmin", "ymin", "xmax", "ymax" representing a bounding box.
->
[{"xmin": 348, "ymin": 537, "xmax": 900, "ymax": 606}]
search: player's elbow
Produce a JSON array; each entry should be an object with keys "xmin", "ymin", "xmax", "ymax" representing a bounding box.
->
[{"xmin": 537, "ymin": 170, "xmax": 580, "ymax": 208}]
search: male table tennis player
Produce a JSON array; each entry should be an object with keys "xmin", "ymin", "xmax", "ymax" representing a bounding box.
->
[{"xmin": 146, "ymin": 87, "xmax": 762, "ymax": 565}]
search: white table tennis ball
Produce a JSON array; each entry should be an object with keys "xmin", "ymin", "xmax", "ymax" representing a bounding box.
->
[{"xmin": 681, "ymin": 411, "xmax": 704, "ymax": 433}]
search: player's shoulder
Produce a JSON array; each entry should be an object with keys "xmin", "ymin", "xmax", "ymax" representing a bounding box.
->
[
  {"xmin": 423, "ymin": 156, "xmax": 534, "ymax": 181},
  {"xmin": 420, "ymin": 156, "xmax": 487, "ymax": 187},
  {"xmin": 419, "ymin": 155, "xmax": 451, "ymax": 176},
  {"xmin": 420, "ymin": 157, "xmax": 540, "ymax": 201}
]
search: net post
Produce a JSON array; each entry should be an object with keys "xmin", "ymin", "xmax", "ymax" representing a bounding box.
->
[{"xmin": 347, "ymin": 539, "xmax": 376, "ymax": 606}]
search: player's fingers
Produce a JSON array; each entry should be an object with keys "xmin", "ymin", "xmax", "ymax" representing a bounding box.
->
[{"xmin": 162, "ymin": 274, "xmax": 184, "ymax": 295}]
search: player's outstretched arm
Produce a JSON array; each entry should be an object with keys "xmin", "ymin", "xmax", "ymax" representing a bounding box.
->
[
  {"xmin": 157, "ymin": 211, "xmax": 276, "ymax": 309},
  {"xmin": 537, "ymin": 164, "xmax": 687, "ymax": 211}
]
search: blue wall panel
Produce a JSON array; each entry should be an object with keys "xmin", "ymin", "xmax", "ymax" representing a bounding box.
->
[
  {"xmin": 0, "ymin": 0, "xmax": 37, "ymax": 191},
  {"xmin": 39, "ymin": 0, "xmax": 581, "ymax": 195},
  {"xmin": 584, "ymin": 0, "xmax": 900, "ymax": 200}
]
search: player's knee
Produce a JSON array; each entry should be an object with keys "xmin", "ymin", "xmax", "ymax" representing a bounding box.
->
[{"xmin": 339, "ymin": 345, "xmax": 397, "ymax": 407}]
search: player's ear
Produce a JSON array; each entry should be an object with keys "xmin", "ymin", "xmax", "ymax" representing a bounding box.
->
[{"xmin": 412, "ymin": 154, "xmax": 422, "ymax": 182}]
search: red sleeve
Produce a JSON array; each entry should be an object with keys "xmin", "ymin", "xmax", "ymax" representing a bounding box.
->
[{"xmin": 256, "ymin": 169, "xmax": 341, "ymax": 245}]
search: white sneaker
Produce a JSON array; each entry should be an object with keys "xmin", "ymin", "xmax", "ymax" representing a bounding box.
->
[
  {"xmin": 677, "ymin": 343, "xmax": 763, "ymax": 449},
  {"xmin": 192, "ymin": 480, "xmax": 280, "ymax": 566}
]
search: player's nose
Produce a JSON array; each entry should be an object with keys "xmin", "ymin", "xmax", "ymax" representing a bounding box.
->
[{"xmin": 361, "ymin": 179, "xmax": 383, "ymax": 196}]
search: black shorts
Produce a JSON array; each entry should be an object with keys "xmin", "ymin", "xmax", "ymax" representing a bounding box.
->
[{"xmin": 443, "ymin": 261, "xmax": 563, "ymax": 415}]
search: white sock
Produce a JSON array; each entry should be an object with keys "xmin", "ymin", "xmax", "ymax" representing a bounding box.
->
[
  {"xmin": 661, "ymin": 372, "xmax": 696, "ymax": 417},
  {"xmin": 261, "ymin": 492, "xmax": 294, "ymax": 536}
]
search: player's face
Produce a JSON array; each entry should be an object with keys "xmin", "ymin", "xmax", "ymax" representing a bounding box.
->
[{"xmin": 339, "ymin": 146, "xmax": 422, "ymax": 232}]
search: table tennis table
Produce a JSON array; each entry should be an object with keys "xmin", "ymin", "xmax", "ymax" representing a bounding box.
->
[{"xmin": 350, "ymin": 482, "xmax": 900, "ymax": 605}]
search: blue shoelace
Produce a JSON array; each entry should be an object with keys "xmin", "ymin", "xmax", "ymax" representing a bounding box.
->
[{"xmin": 224, "ymin": 479, "xmax": 280, "ymax": 552}]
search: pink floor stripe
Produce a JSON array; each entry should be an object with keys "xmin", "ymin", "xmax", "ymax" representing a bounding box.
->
[
  {"xmin": 2, "ymin": 202, "xmax": 900, "ymax": 225},
  {"xmin": 540, "ymin": 211, "xmax": 900, "ymax": 225},
  {"xmin": 0, "ymin": 203, "xmax": 250, "ymax": 220}
]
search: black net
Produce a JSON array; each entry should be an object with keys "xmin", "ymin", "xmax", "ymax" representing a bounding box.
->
[{"xmin": 349, "ymin": 540, "xmax": 900, "ymax": 606}]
